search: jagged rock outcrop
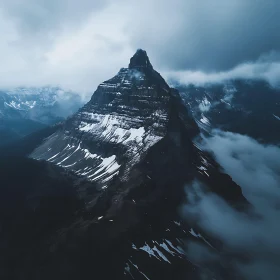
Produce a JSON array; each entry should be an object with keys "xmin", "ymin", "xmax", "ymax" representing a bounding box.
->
[
  {"xmin": 30, "ymin": 49, "xmax": 199, "ymax": 190},
  {"xmin": 11, "ymin": 49, "xmax": 248, "ymax": 280}
]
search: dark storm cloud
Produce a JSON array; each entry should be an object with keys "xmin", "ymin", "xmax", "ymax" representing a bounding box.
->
[
  {"xmin": 0, "ymin": 0, "xmax": 279, "ymax": 92},
  {"xmin": 128, "ymin": 0, "xmax": 280, "ymax": 72},
  {"xmin": 0, "ymin": 0, "xmax": 132, "ymax": 93},
  {"xmin": 182, "ymin": 131, "xmax": 280, "ymax": 280},
  {"xmin": 0, "ymin": 0, "xmax": 107, "ymax": 36}
]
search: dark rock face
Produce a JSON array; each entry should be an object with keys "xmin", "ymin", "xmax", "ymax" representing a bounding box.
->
[
  {"xmin": 129, "ymin": 49, "xmax": 154, "ymax": 70},
  {"xmin": 0, "ymin": 50, "xmax": 247, "ymax": 280},
  {"xmin": 30, "ymin": 49, "xmax": 199, "ymax": 191}
]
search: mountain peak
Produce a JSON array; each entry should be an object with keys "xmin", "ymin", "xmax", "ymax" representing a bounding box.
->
[{"xmin": 128, "ymin": 49, "xmax": 153, "ymax": 70}]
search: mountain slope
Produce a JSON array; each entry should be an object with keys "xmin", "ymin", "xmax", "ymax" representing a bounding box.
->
[
  {"xmin": 30, "ymin": 50, "xmax": 199, "ymax": 188},
  {"xmin": 0, "ymin": 50, "xmax": 247, "ymax": 280}
]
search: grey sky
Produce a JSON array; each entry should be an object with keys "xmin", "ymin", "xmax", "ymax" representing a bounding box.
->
[{"xmin": 0, "ymin": 0, "xmax": 279, "ymax": 92}]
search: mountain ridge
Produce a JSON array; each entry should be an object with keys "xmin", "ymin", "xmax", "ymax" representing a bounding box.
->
[
  {"xmin": 177, "ymin": 79, "xmax": 280, "ymax": 144},
  {"xmin": 0, "ymin": 50, "xmax": 248, "ymax": 280},
  {"xmin": 30, "ymin": 49, "xmax": 199, "ymax": 187},
  {"xmin": 0, "ymin": 86, "xmax": 84, "ymax": 146}
]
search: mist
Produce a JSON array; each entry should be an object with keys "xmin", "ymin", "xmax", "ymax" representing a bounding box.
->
[
  {"xmin": 165, "ymin": 54, "xmax": 280, "ymax": 88},
  {"xmin": 182, "ymin": 130, "xmax": 280, "ymax": 280}
]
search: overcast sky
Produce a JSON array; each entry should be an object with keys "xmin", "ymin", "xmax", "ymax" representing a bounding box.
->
[{"xmin": 0, "ymin": 0, "xmax": 279, "ymax": 93}]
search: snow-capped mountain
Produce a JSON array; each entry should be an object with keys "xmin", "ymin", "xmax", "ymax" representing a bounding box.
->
[
  {"xmin": 177, "ymin": 80, "xmax": 280, "ymax": 144},
  {"xmin": 0, "ymin": 87, "xmax": 84, "ymax": 145},
  {"xmin": 0, "ymin": 50, "xmax": 245, "ymax": 279},
  {"xmin": 30, "ymin": 50, "xmax": 200, "ymax": 188},
  {"xmin": 0, "ymin": 50, "xmax": 247, "ymax": 280},
  {"xmin": 0, "ymin": 86, "xmax": 83, "ymax": 124}
]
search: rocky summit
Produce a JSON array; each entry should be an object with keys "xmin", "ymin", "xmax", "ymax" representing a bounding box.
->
[
  {"xmin": 30, "ymin": 49, "xmax": 199, "ymax": 190},
  {"xmin": 1, "ymin": 50, "xmax": 247, "ymax": 280}
]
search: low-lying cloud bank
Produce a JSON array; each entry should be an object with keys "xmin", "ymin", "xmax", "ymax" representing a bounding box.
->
[
  {"xmin": 165, "ymin": 53, "xmax": 280, "ymax": 88},
  {"xmin": 182, "ymin": 130, "xmax": 280, "ymax": 280}
]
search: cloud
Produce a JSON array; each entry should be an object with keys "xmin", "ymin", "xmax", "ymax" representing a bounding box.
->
[
  {"xmin": 182, "ymin": 131, "xmax": 280, "ymax": 280},
  {"xmin": 165, "ymin": 54, "xmax": 280, "ymax": 88},
  {"xmin": 0, "ymin": 0, "xmax": 108, "ymax": 37},
  {"xmin": 0, "ymin": 0, "xmax": 279, "ymax": 93},
  {"xmin": 0, "ymin": 1, "xmax": 134, "ymax": 95},
  {"xmin": 202, "ymin": 130, "xmax": 280, "ymax": 203},
  {"xmin": 126, "ymin": 0, "xmax": 280, "ymax": 72}
]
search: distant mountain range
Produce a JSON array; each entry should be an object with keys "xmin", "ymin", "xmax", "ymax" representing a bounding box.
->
[
  {"xmin": 176, "ymin": 80, "xmax": 280, "ymax": 144},
  {"xmin": 0, "ymin": 87, "xmax": 84, "ymax": 145}
]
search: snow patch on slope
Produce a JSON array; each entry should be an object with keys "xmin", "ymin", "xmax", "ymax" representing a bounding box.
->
[{"xmin": 198, "ymin": 97, "xmax": 211, "ymax": 112}]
